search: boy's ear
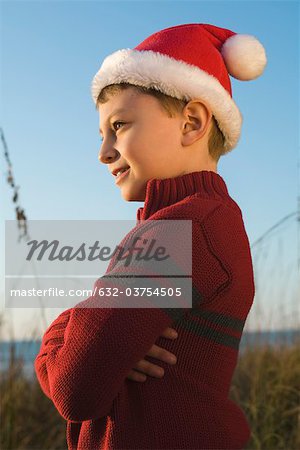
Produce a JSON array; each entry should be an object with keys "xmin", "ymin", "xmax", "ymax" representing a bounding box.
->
[{"xmin": 181, "ymin": 100, "xmax": 212, "ymax": 146}]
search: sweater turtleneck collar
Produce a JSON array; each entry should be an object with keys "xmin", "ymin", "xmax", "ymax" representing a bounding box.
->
[{"xmin": 136, "ymin": 170, "xmax": 230, "ymax": 222}]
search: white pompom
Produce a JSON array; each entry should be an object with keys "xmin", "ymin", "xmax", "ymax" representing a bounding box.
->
[{"xmin": 221, "ymin": 34, "xmax": 267, "ymax": 81}]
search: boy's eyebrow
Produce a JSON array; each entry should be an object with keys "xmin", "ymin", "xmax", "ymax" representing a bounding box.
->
[{"xmin": 99, "ymin": 108, "xmax": 129, "ymax": 135}]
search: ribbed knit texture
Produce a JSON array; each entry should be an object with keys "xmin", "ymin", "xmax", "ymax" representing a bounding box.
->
[{"xmin": 34, "ymin": 170, "xmax": 255, "ymax": 449}]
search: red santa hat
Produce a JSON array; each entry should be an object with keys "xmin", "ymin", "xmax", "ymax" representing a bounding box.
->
[{"xmin": 91, "ymin": 23, "xmax": 267, "ymax": 153}]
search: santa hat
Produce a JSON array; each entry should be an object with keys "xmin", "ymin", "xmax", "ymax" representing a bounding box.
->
[{"xmin": 91, "ymin": 23, "xmax": 267, "ymax": 153}]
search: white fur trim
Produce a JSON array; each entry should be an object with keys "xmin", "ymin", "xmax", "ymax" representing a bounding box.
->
[
  {"xmin": 91, "ymin": 49, "xmax": 243, "ymax": 153},
  {"xmin": 222, "ymin": 34, "xmax": 267, "ymax": 81}
]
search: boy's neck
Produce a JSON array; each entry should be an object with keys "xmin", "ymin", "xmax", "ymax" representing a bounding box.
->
[{"xmin": 136, "ymin": 170, "xmax": 230, "ymax": 222}]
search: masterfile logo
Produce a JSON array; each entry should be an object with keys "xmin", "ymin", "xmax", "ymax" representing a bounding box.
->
[
  {"xmin": 5, "ymin": 219, "xmax": 192, "ymax": 310},
  {"xmin": 25, "ymin": 236, "xmax": 170, "ymax": 267}
]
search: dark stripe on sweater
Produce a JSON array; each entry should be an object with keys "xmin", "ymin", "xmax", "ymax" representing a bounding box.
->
[
  {"xmin": 101, "ymin": 265, "xmax": 244, "ymax": 350},
  {"xmin": 191, "ymin": 307, "xmax": 246, "ymax": 332},
  {"xmin": 178, "ymin": 314, "xmax": 241, "ymax": 350}
]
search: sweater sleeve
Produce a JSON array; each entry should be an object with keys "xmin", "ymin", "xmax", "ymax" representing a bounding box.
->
[{"xmin": 34, "ymin": 217, "xmax": 229, "ymax": 422}]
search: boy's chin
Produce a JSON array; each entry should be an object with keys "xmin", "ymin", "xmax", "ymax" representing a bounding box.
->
[
  {"xmin": 121, "ymin": 191, "xmax": 146, "ymax": 202},
  {"xmin": 120, "ymin": 184, "xmax": 146, "ymax": 202}
]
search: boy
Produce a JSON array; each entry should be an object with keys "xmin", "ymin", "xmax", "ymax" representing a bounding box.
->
[{"xmin": 35, "ymin": 23, "xmax": 267, "ymax": 449}]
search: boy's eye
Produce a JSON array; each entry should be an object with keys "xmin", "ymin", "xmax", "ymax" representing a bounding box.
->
[
  {"xmin": 112, "ymin": 121, "xmax": 125, "ymax": 131},
  {"xmin": 99, "ymin": 121, "xmax": 125, "ymax": 142}
]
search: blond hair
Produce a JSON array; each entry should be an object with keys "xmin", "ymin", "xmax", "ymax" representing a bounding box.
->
[{"xmin": 96, "ymin": 83, "xmax": 225, "ymax": 163}]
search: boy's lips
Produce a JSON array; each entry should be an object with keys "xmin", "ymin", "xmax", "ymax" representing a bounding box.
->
[
  {"xmin": 111, "ymin": 165, "xmax": 130, "ymax": 176},
  {"xmin": 115, "ymin": 167, "xmax": 130, "ymax": 184}
]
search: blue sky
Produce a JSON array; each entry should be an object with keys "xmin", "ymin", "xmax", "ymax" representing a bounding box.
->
[{"xmin": 1, "ymin": 1, "xmax": 299, "ymax": 339}]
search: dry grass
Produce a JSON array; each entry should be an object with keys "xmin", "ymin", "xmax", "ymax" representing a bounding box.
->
[
  {"xmin": 0, "ymin": 355, "xmax": 66, "ymax": 449},
  {"xmin": 230, "ymin": 341, "xmax": 300, "ymax": 450}
]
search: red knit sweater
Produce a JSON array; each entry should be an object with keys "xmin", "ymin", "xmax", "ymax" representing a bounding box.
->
[{"xmin": 34, "ymin": 170, "xmax": 255, "ymax": 449}]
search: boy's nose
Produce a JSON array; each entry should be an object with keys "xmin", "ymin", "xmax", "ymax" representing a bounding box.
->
[{"xmin": 98, "ymin": 145, "xmax": 119, "ymax": 164}]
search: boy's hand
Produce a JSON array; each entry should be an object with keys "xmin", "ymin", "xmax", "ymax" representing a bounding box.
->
[{"xmin": 126, "ymin": 327, "xmax": 178, "ymax": 382}]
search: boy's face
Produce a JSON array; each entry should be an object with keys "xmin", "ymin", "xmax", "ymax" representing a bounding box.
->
[{"xmin": 98, "ymin": 87, "xmax": 211, "ymax": 201}]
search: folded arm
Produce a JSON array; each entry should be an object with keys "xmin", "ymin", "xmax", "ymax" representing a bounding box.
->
[{"xmin": 34, "ymin": 218, "xmax": 228, "ymax": 422}]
